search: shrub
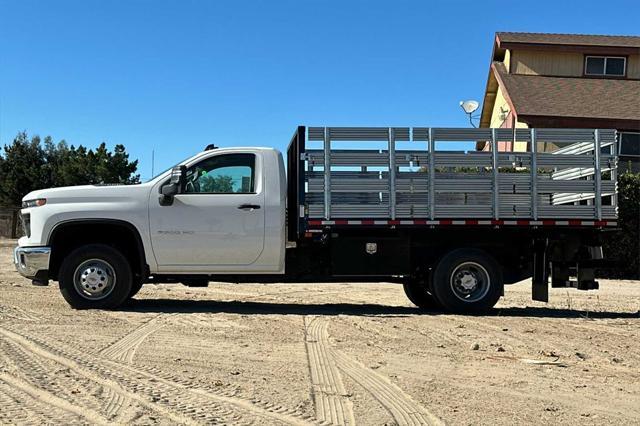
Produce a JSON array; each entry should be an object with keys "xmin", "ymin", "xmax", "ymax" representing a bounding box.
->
[{"xmin": 601, "ymin": 171, "xmax": 640, "ymax": 279}]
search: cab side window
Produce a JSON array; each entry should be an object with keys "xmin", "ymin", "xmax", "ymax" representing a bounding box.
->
[{"xmin": 184, "ymin": 153, "xmax": 255, "ymax": 194}]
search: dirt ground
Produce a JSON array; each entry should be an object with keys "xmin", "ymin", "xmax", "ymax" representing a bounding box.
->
[{"xmin": 1, "ymin": 239, "xmax": 639, "ymax": 425}]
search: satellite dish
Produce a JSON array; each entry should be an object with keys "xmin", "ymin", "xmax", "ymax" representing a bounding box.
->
[{"xmin": 460, "ymin": 100, "xmax": 479, "ymax": 114}]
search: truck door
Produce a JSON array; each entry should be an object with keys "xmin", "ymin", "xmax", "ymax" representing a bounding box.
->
[{"xmin": 149, "ymin": 152, "xmax": 265, "ymax": 270}]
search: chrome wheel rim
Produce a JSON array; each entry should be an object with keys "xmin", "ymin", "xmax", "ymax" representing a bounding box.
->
[
  {"xmin": 73, "ymin": 259, "xmax": 117, "ymax": 301},
  {"xmin": 449, "ymin": 262, "xmax": 490, "ymax": 303}
]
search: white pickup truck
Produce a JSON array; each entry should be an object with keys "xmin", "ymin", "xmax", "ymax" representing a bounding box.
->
[{"xmin": 14, "ymin": 126, "xmax": 618, "ymax": 312}]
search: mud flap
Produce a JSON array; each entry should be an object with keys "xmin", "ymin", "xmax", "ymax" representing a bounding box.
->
[
  {"xmin": 532, "ymin": 238, "xmax": 549, "ymax": 302},
  {"xmin": 31, "ymin": 270, "xmax": 49, "ymax": 287},
  {"xmin": 551, "ymin": 264, "xmax": 570, "ymax": 288},
  {"xmin": 577, "ymin": 266, "xmax": 599, "ymax": 290}
]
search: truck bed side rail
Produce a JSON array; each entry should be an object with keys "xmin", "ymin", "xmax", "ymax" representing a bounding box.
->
[{"xmin": 301, "ymin": 127, "xmax": 617, "ymax": 227}]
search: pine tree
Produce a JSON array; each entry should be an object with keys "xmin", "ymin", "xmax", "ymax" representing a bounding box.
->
[
  {"xmin": 0, "ymin": 132, "xmax": 140, "ymax": 205},
  {"xmin": 0, "ymin": 133, "xmax": 48, "ymax": 205}
]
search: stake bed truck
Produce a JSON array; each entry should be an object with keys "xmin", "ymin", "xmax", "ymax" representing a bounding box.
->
[{"xmin": 14, "ymin": 126, "xmax": 618, "ymax": 312}]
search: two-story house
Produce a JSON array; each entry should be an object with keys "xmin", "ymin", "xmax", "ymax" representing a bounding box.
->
[{"xmin": 479, "ymin": 32, "xmax": 640, "ymax": 170}]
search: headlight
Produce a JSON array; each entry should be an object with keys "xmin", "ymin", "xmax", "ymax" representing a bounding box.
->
[{"xmin": 22, "ymin": 198, "xmax": 47, "ymax": 208}]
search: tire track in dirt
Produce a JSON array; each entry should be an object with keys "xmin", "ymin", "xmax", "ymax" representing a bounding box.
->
[
  {"xmin": 0, "ymin": 304, "xmax": 41, "ymax": 321},
  {"xmin": 0, "ymin": 376, "xmax": 81, "ymax": 424},
  {"xmin": 103, "ymin": 390, "xmax": 128, "ymax": 421},
  {"xmin": 0, "ymin": 326, "xmax": 195, "ymax": 425},
  {"xmin": 173, "ymin": 314, "xmax": 242, "ymax": 329},
  {"xmin": 0, "ymin": 372, "xmax": 109, "ymax": 425},
  {"xmin": 304, "ymin": 316, "xmax": 355, "ymax": 425},
  {"xmin": 306, "ymin": 316, "xmax": 443, "ymax": 426},
  {"xmin": 0, "ymin": 336, "xmax": 112, "ymax": 420},
  {"xmin": 100, "ymin": 315, "xmax": 166, "ymax": 363},
  {"xmin": 0, "ymin": 335, "xmax": 49, "ymax": 375},
  {"xmin": 332, "ymin": 351, "xmax": 442, "ymax": 426},
  {"xmin": 0, "ymin": 325, "xmax": 314, "ymax": 425},
  {"xmin": 99, "ymin": 315, "xmax": 166, "ymax": 421}
]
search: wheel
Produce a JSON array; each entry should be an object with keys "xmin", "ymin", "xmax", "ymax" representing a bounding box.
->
[
  {"xmin": 128, "ymin": 279, "xmax": 144, "ymax": 299},
  {"xmin": 431, "ymin": 248, "xmax": 503, "ymax": 313},
  {"xmin": 403, "ymin": 278, "xmax": 441, "ymax": 310},
  {"xmin": 58, "ymin": 244, "xmax": 133, "ymax": 309},
  {"xmin": 182, "ymin": 279, "xmax": 209, "ymax": 287}
]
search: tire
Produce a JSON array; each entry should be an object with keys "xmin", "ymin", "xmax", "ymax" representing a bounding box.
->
[
  {"xmin": 431, "ymin": 248, "xmax": 503, "ymax": 313},
  {"xmin": 58, "ymin": 244, "xmax": 133, "ymax": 309},
  {"xmin": 128, "ymin": 279, "xmax": 144, "ymax": 299},
  {"xmin": 403, "ymin": 278, "xmax": 441, "ymax": 310}
]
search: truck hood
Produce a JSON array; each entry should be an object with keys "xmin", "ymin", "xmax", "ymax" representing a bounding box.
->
[{"xmin": 23, "ymin": 184, "xmax": 151, "ymax": 205}]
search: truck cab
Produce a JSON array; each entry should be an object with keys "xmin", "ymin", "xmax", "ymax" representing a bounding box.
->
[
  {"xmin": 15, "ymin": 147, "xmax": 287, "ymax": 308},
  {"xmin": 148, "ymin": 147, "xmax": 286, "ymax": 274}
]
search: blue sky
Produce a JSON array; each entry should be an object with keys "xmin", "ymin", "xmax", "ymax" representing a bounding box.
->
[{"xmin": 1, "ymin": 0, "xmax": 639, "ymax": 179}]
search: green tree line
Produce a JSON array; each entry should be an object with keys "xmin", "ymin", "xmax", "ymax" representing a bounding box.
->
[{"xmin": 0, "ymin": 132, "xmax": 139, "ymax": 206}]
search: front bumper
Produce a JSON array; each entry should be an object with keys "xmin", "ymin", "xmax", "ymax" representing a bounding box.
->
[{"xmin": 14, "ymin": 246, "xmax": 51, "ymax": 281}]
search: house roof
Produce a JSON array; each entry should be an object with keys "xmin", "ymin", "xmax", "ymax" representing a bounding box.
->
[
  {"xmin": 480, "ymin": 32, "xmax": 640, "ymax": 130},
  {"xmin": 492, "ymin": 61, "xmax": 640, "ymax": 122},
  {"xmin": 496, "ymin": 32, "xmax": 640, "ymax": 49}
]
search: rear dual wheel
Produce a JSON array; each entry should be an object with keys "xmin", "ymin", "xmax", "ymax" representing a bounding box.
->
[
  {"xmin": 431, "ymin": 248, "xmax": 503, "ymax": 313},
  {"xmin": 403, "ymin": 278, "xmax": 440, "ymax": 310},
  {"xmin": 404, "ymin": 248, "xmax": 503, "ymax": 313}
]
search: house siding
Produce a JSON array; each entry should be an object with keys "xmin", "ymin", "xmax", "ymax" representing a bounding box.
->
[
  {"xmin": 511, "ymin": 50, "xmax": 583, "ymax": 76},
  {"xmin": 484, "ymin": 85, "xmax": 529, "ymax": 151},
  {"xmin": 627, "ymin": 54, "xmax": 640, "ymax": 78},
  {"xmin": 511, "ymin": 50, "xmax": 640, "ymax": 78},
  {"xmin": 504, "ymin": 49, "xmax": 511, "ymax": 72},
  {"xmin": 489, "ymin": 85, "xmax": 510, "ymax": 128}
]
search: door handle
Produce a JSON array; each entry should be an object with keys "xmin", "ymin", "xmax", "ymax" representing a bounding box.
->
[{"xmin": 238, "ymin": 204, "xmax": 261, "ymax": 210}]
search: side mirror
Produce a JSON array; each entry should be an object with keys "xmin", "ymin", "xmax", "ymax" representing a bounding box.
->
[
  {"xmin": 159, "ymin": 165, "xmax": 186, "ymax": 206},
  {"xmin": 161, "ymin": 183, "xmax": 179, "ymax": 197}
]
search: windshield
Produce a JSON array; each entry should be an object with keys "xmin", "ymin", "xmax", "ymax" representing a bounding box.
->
[{"xmin": 145, "ymin": 154, "xmax": 195, "ymax": 182}]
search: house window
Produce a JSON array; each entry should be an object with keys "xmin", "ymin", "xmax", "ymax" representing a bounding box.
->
[
  {"xmin": 585, "ymin": 56, "xmax": 626, "ymax": 76},
  {"xmin": 619, "ymin": 132, "xmax": 640, "ymax": 157}
]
